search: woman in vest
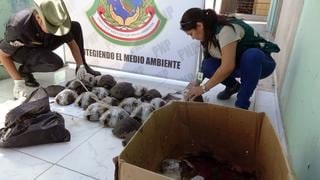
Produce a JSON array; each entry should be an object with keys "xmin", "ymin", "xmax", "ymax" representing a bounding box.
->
[{"xmin": 181, "ymin": 8, "xmax": 279, "ymax": 109}]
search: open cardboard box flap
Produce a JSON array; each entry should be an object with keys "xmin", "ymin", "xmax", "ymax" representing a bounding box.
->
[{"xmin": 118, "ymin": 101, "xmax": 294, "ymax": 180}]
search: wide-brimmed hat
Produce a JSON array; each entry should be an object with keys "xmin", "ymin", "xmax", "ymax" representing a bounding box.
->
[{"xmin": 33, "ymin": 0, "xmax": 71, "ymax": 36}]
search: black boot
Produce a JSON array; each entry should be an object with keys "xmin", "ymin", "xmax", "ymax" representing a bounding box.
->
[
  {"xmin": 84, "ymin": 63, "xmax": 101, "ymax": 76},
  {"xmin": 18, "ymin": 66, "xmax": 40, "ymax": 87},
  {"xmin": 217, "ymin": 81, "xmax": 240, "ymax": 100}
]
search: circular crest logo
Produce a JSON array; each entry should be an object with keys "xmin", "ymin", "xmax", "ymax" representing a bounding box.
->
[{"xmin": 87, "ymin": 0, "xmax": 167, "ymax": 46}]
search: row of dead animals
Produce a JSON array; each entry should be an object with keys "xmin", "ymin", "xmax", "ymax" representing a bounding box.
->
[{"xmin": 45, "ymin": 74, "xmax": 183, "ymax": 146}]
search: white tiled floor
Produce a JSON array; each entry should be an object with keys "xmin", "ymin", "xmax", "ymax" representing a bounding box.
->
[{"xmin": 0, "ymin": 66, "xmax": 287, "ymax": 180}]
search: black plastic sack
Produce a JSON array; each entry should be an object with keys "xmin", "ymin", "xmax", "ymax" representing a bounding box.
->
[{"xmin": 0, "ymin": 88, "xmax": 71, "ymax": 147}]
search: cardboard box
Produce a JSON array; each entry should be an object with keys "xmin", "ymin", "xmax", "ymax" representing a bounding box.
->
[{"xmin": 117, "ymin": 101, "xmax": 294, "ymax": 180}]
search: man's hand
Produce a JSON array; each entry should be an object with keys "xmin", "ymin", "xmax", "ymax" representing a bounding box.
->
[
  {"xmin": 76, "ymin": 64, "xmax": 87, "ymax": 80},
  {"xmin": 13, "ymin": 80, "xmax": 27, "ymax": 100}
]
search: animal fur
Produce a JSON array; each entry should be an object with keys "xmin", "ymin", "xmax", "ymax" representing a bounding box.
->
[
  {"xmin": 122, "ymin": 130, "xmax": 137, "ymax": 146},
  {"xmin": 96, "ymin": 74, "xmax": 117, "ymax": 89},
  {"xmin": 55, "ymin": 89, "xmax": 78, "ymax": 106},
  {"xmin": 82, "ymin": 73, "xmax": 96, "ymax": 87},
  {"xmin": 112, "ymin": 116, "xmax": 141, "ymax": 139},
  {"xmin": 91, "ymin": 87, "xmax": 109, "ymax": 100},
  {"xmin": 45, "ymin": 85, "xmax": 65, "ymax": 97},
  {"xmin": 110, "ymin": 82, "xmax": 135, "ymax": 100},
  {"xmin": 101, "ymin": 96, "xmax": 120, "ymax": 106},
  {"xmin": 162, "ymin": 92, "xmax": 203, "ymax": 102},
  {"xmin": 130, "ymin": 102, "xmax": 155, "ymax": 123},
  {"xmin": 118, "ymin": 97, "xmax": 141, "ymax": 114},
  {"xmin": 161, "ymin": 159, "xmax": 183, "ymax": 179},
  {"xmin": 141, "ymin": 89, "xmax": 162, "ymax": 102},
  {"xmin": 85, "ymin": 102, "xmax": 110, "ymax": 122},
  {"xmin": 66, "ymin": 79, "xmax": 92, "ymax": 95},
  {"xmin": 75, "ymin": 92, "xmax": 99, "ymax": 110},
  {"xmin": 163, "ymin": 92, "xmax": 183, "ymax": 102},
  {"xmin": 160, "ymin": 159, "xmax": 197, "ymax": 179},
  {"xmin": 150, "ymin": 97, "xmax": 166, "ymax": 110},
  {"xmin": 99, "ymin": 106, "xmax": 129, "ymax": 128},
  {"xmin": 133, "ymin": 84, "xmax": 148, "ymax": 97}
]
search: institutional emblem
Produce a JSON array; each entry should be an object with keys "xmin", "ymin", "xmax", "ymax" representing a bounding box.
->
[{"xmin": 87, "ymin": 0, "xmax": 167, "ymax": 46}]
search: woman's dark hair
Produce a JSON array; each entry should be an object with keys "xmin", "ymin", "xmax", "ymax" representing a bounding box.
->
[{"xmin": 180, "ymin": 8, "xmax": 234, "ymax": 54}]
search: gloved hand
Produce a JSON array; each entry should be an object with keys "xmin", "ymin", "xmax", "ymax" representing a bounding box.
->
[
  {"xmin": 13, "ymin": 80, "xmax": 27, "ymax": 100},
  {"xmin": 183, "ymin": 81, "xmax": 198, "ymax": 101},
  {"xmin": 76, "ymin": 64, "xmax": 87, "ymax": 80}
]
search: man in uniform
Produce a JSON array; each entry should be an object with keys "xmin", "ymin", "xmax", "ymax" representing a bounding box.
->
[{"xmin": 0, "ymin": 0, "xmax": 101, "ymax": 99}]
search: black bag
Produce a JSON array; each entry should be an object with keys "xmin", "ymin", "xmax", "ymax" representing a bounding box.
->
[{"xmin": 0, "ymin": 88, "xmax": 71, "ymax": 147}]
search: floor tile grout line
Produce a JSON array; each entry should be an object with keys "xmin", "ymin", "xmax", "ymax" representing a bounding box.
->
[
  {"xmin": 32, "ymin": 112, "xmax": 115, "ymax": 179},
  {"xmin": 53, "ymin": 115, "xmax": 105, "ymax": 163},
  {"xmin": 57, "ymin": 164, "xmax": 100, "ymax": 180},
  {"xmin": 12, "ymin": 128, "xmax": 102, "ymax": 180},
  {"xmin": 12, "ymin": 148, "xmax": 55, "ymax": 165},
  {"xmin": 33, "ymin": 164, "xmax": 55, "ymax": 180},
  {"xmin": 55, "ymin": 128, "xmax": 103, "ymax": 165},
  {"xmin": 51, "ymin": 127, "xmax": 106, "ymax": 179},
  {"xmin": 34, "ymin": 164, "xmax": 99, "ymax": 180}
]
